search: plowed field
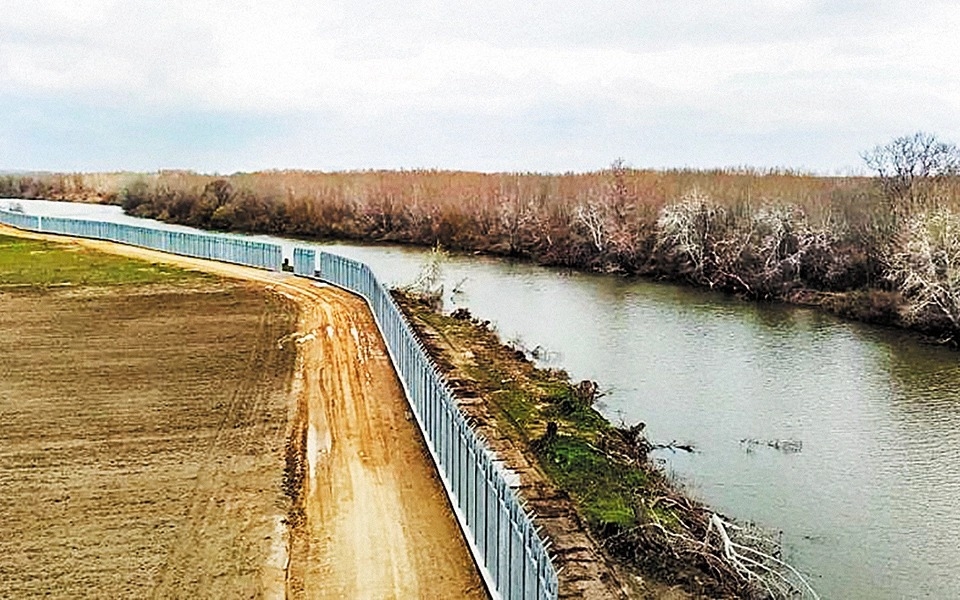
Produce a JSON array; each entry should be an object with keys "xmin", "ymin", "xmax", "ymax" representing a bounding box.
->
[{"xmin": 0, "ymin": 284, "xmax": 298, "ymax": 598}]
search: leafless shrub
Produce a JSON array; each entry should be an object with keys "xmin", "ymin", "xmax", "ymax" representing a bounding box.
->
[
  {"xmin": 402, "ymin": 243, "xmax": 449, "ymax": 309},
  {"xmin": 885, "ymin": 207, "xmax": 960, "ymax": 336},
  {"xmin": 574, "ymin": 196, "xmax": 608, "ymax": 253},
  {"xmin": 655, "ymin": 192, "xmax": 836, "ymax": 297},
  {"xmin": 655, "ymin": 189, "xmax": 727, "ymax": 283}
]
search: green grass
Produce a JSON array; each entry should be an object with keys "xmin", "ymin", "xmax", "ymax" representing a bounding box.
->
[
  {"xmin": 0, "ymin": 234, "xmax": 210, "ymax": 289},
  {"xmin": 538, "ymin": 435, "xmax": 647, "ymax": 527}
]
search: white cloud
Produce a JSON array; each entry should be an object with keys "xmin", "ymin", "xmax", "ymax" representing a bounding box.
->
[{"xmin": 1, "ymin": 0, "xmax": 959, "ymax": 171}]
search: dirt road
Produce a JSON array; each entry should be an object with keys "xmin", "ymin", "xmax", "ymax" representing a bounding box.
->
[
  {"xmin": 280, "ymin": 277, "xmax": 486, "ymax": 600},
  {"xmin": 0, "ymin": 226, "xmax": 485, "ymax": 599}
]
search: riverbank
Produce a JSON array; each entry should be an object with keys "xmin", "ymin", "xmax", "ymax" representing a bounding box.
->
[
  {"xmin": 5, "ymin": 166, "xmax": 958, "ymax": 345},
  {"xmin": 392, "ymin": 289, "xmax": 805, "ymax": 599}
]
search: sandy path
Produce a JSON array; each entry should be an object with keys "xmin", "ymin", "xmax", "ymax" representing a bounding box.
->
[
  {"xmin": 281, "ymin": 276, "xmax": 485, "ymax": 600},
  {"xmin": 1, "ymin": 225, "xmax": 486, "ymax": 599}
]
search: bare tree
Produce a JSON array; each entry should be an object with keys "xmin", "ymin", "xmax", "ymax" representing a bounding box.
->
[
  {"xmin": 657, "ymin": 193, "xmax": 835, "ymax": 296},
  {"xmin": 496, "ymin": 188, "xmax": 536, "ymax": 255},
  {"xmin": 606, "ymin": 157, "xmax": 634, "ymax": 222},
  {"xmin": 706, "ymin": 514, "xmax": 820, "ymax": 600},
  {"xmin": 573, "ymin": 160, "xmax": 640, "ymax": 257},
  {"xmin": 744, "ymin": 204, "xmax": 835, "ymax": 296},
  {"xmin": 655, "ymin": 190, "xmax": 726, "ymax": 284},
  {"xmin": 861, "ymin": 132, "xmax": 960, "ymax": 207},
  {"xmin": 575, "ymin": 198, "xmax": 608, "ymax": 253}
]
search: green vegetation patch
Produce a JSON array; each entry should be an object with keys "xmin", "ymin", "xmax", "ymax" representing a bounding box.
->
[
  {"xmin": 0, "ymin": 234, "xmax": 210, "ymax": 289},
  {"xmin": 538, "ymin": 435, "xmax": 646, "ymax": 527},
  {"xmin": 395, "ymin": 290, "xmax": 759, "ymax": 599}
]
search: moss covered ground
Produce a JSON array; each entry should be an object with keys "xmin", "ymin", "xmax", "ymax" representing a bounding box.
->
[{"xmin": 397, "ymin": 294, "xmax": 659, "ymax": 528}]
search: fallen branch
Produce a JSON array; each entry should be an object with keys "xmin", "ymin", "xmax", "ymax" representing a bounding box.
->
[
  {"xmin": 707, "ymin": 514, "xmax": 820, "ymax": 600},
  {"xmin": 652, "ymin": 440, "xmax": 696, "ymax": 453}
]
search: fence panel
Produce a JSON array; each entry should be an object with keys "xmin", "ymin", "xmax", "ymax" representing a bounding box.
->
[{"xmin": 0, "ymin": 209, "xmax": 40, "ymax": 231}]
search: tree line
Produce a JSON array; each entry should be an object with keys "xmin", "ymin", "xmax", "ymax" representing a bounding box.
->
[{"xmin": 4, "ymin": 133, "xmax": 960, "ymax": 340}]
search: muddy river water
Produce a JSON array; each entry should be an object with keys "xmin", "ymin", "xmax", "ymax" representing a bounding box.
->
[{"xmin": 9, "ymin": 198, "xmax": 960, "ymax": 599}]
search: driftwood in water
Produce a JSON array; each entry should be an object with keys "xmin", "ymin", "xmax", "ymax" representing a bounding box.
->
[
  {"xmin": 652, "ymin": 440, "xmax": 696, "ymax": 453},
  {"xmin": 740, "ymin": 438, "xmax": 803, "ymax": 453}
]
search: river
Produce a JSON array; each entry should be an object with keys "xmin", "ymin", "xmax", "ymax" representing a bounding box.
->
[{"xmin": 6, "ymin": 198, "xmax": 960, "ymax": 599}]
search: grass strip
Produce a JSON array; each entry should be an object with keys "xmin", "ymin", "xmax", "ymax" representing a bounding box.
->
[{"xmin": 0, "ymin": 234, "xmax": 211, "ymax": 289}]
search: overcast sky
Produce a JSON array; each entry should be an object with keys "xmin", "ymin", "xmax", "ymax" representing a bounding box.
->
[{"xmin": 1, "ymin": 0, "xmax": 959, "ymax": 174}]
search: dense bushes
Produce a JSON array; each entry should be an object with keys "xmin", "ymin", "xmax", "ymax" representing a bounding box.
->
[
  {"xmin": 885, "ymin": 208, "xmax": 960, "ymax": 337},
  {"xmin": 654, "ymin": 194, "xmax": 858, "ymax": 297},
  {"xmin": 5, "ymin": 164, "xmax": 960, "ymax": 338}
]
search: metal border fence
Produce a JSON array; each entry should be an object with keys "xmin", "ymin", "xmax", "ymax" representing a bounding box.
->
[
  {"xmin": 292, "ymin": 247, "xmax": 316, "ymax": 276},
  {"xmin": 0, "ymin": 210, "xmax": 283, "ymax": 271},
  {"xmin": 0, "ymin": 209, "xmax": 40, "ymax": 231},
  {"xmin": 0, "ymin": 208, "xmax": 559, "ymax": 600}
]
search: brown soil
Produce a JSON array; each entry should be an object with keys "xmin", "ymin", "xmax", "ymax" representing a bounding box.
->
[
  {"xmin": 0, "ymin": 226, "xmax": 485, "ymax": 599},
  {"xmin": 0, "ymin": 283, "xmax": 297, "ymax": 599},
  {"xmin": 279, "ymin": 282, "xmax": 486, "ymax": 599}
]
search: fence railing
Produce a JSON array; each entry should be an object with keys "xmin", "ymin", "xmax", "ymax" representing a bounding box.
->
[
  {"xmin": 0, "ymin": 210, "xmax": 283, "ymax": 271},
  {"xmin": 0, "ymin": 208, "xmax": 559, "ymax": 600}
]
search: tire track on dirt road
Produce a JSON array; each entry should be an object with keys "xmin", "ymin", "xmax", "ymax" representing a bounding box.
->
[
  {"xmin": 277, "ymin": 276, "xmax": 486, "ymax": 599},
  {"xmin": 3, "ymin": 226, "xmax": 486, "ymax": 599}
]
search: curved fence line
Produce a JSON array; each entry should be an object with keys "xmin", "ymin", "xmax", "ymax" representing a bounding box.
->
[
  {"xmin": 311, "ymin": 250, "xmax": 559, "ymax": 600},
  {"xmin": 0, "ymin": 210, "xmax": 283, "ymax": 271},
  {"xmin": 0, "ymin": 209, "xmax": 559, "ymax": 600}
]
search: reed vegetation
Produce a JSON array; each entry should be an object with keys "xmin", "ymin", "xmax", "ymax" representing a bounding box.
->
[{"xmin": 5, "ymin": 136, "xmax": 960, "ymax": 339}]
